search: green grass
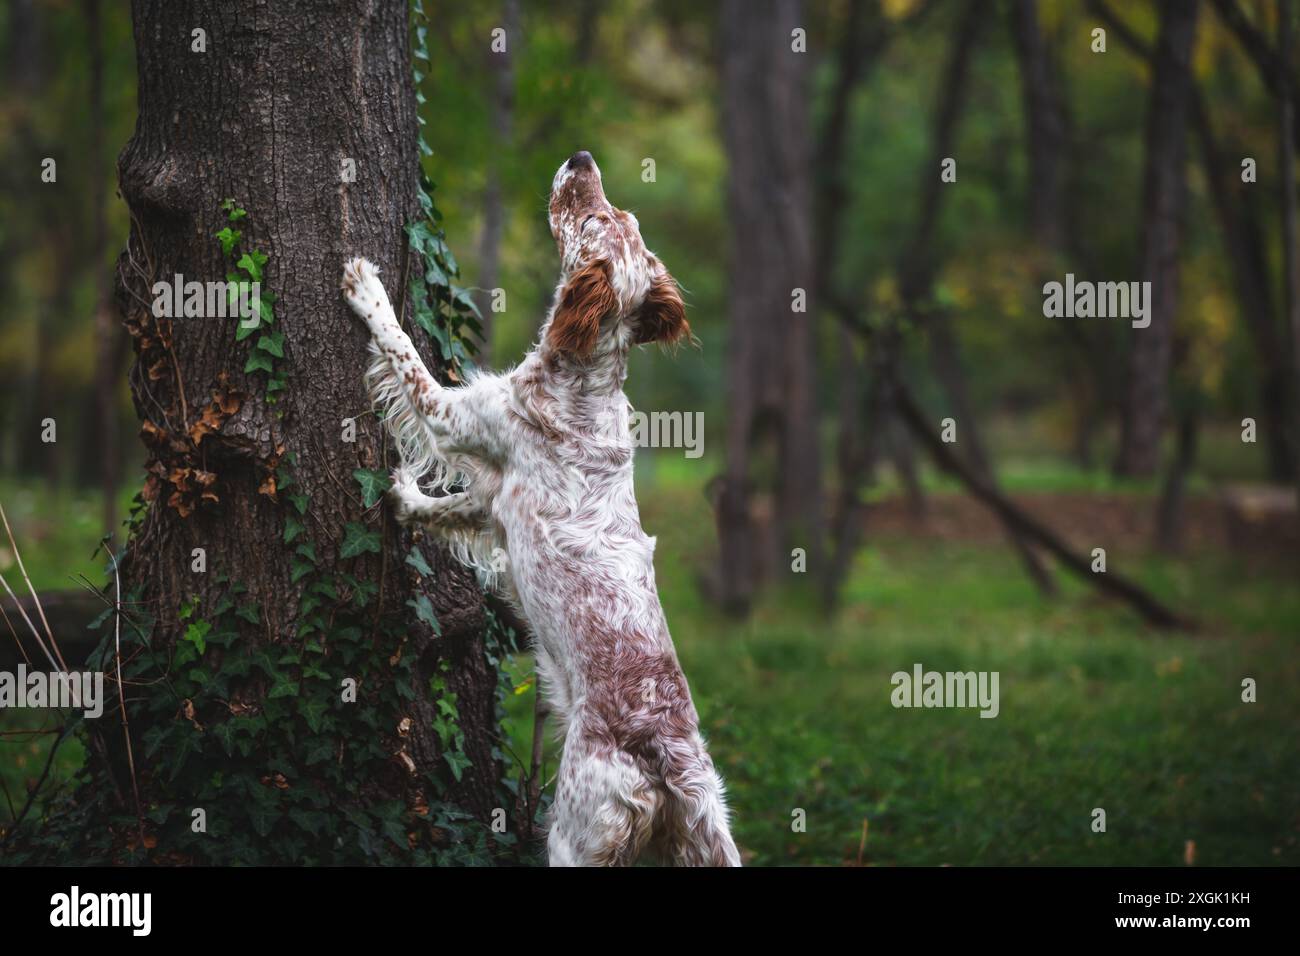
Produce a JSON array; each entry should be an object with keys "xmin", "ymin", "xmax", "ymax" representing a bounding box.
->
[{"xmin": 621, "ymin": 474, "xmax": 1300, "ymax": 866}]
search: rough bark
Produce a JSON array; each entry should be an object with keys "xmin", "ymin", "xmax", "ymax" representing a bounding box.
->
[
  {"xmin": 1115, "ymin": 0, "xmax": 1200, "ymax": 477},
  {"xmin": 716, "ymin": 0, "xmax": 821, "ymax": 613},
  {"xmin": 106, "ymin": 0, "xmax": 501, "ymax": 849}
]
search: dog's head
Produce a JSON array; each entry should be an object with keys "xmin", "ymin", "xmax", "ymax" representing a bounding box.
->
[{"xmin": 545, "ymin": 150, "xmax": 689, "ymax": 358}]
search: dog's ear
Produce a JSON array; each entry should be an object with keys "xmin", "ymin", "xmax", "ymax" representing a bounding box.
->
[
  {"xmin": 634, "ymin": 270, "xmax": 689, "ymax": 347},
  {"xmin": 548, "ymin": 259, "xmax": 619, "ymax": 357}
]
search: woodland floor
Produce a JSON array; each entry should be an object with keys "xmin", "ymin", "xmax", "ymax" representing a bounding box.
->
[{"xmin": 3, "ymin": 474, "xmax": 1298, "ymax": 866}]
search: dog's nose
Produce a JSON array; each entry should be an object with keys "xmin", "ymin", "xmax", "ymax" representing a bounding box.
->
[{"xmin": 567, "ymin": 150, "xmax": 594, "ymax": 170}]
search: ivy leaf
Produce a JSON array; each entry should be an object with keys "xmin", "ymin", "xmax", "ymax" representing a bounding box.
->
[
  {"xmin": 406, "ymin": 595, "xmax": 442, "ymax": 635},
  {"xmin": 244, "ymin": 350, "xmax": 275, "ymax": 375},
  {"xmin": 215, "ymin": 226, "xmax": 241, "ymax": 257},
  {"xmin": 290, "ymin": 558, "xmax": 314, "ymax": 585},
  {"xmin": 405, "ymin": 548, "xmax": 433, "ymax": 578},
  {"xmin": 237, "ymin": 250, "xmax": 268, "ymax": 282},
  {"xmin": 283, "ymin": 515, "xmax": 304, "ymax": 545},
  {"xmin": 183, "ymin": 619, "xmax": 211, "ymax": 655},
  {"xmin": 299, "ymin": 697, "xmax": 329, "ymax": 733},
  {"xmin": 340, "ymin": 522, "xmax": 381, "ymax": 558},
  {"xmin": 268, "ymin": 673, "xmax": 298, "ymax": 699},
  {"xmin": 444, "ymin": 750, "xmax": 472, "ymax": 782},
  {"xmin": 353, "ymin": 468, "xmax": 392, "ymax": 509},
  {"xmin": 256, "ymin": 331, "xmax": 285, "ymax": 357},
  {"xmin": 450, "ymin": 284, "xmax": 482, "ymax": 320}
]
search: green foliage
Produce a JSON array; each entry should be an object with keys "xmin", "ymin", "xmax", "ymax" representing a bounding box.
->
[
  {"xmin": 216, "ymin": 200, "xmax": 288, "ymax": 400},
  {"xmin": 409, "ymin": 1, "xmax": 484, "ymax": 378}
]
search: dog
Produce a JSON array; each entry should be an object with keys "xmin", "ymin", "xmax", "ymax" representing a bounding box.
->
[{"xmin": 341, "ymin": 150, "xmax": 740, "ymax": 866}]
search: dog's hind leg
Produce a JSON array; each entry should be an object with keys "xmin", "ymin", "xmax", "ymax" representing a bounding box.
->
[
  {"xmin": 389, "ymin": 472, "xmax": 485, "ymax": 532},
  {"xmin": 658, "ymin": 744, "xmax": 742, "ymax": 867},
  {"xmin": 548, "ymin": 731, "xmax": 659, "ymax": 867}
]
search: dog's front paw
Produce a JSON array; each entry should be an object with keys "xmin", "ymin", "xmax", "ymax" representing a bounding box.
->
[{"xmin": 341, "ymin": 257, "xmax": 390, "ymax": 329}]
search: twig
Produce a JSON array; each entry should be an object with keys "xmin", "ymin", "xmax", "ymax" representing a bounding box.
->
[
  {"xmin": 0, "ymin": 721, "xmax": 72, "ymax": 841},
  {"xmin": 103, "ymin": 543, "xmax": 147, "ymax": 847},
  {"xmin": 0, "ymin": 500, "xmax": 66, "ymax": 670}
]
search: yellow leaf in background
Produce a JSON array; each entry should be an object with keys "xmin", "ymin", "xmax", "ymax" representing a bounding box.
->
[
  {"xmin": 882, "ymin": 0, "xmax": 923, "ymax": 21},
  {"xmin": 513, "ymin": 676, "xmax": 535, "ymax": 696},
  {"xmin": 872, "ymin": 275, "xmax": 900, "ymax": 312}
]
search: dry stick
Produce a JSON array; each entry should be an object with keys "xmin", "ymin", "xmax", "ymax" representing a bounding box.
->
[
  {"xmin": 889, "ymin": 378, "xmax": 1193, "ymax": 630},
  {"xmin": 525, "ymin": 692, "xmax": 547, "ymax": 840},
  {"xmin": 0, "ymin": 596, "xmax": 32, "ymax": 666},
  {"xmin": 0, "ymin": 501, "xmax": 66, "ymax": 671},
  {"xmin": 0, "ymin": 774, "xmax": 16, "ymax": 822},
  {"xmin": 103, "ymin": 543, "xmax": 147, "ymax": 846},
  {"xmin": 0, "ymin": 573, "xmax": 60, "ymax": 673}
]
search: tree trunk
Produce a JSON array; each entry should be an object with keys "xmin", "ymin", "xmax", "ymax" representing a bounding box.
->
[
  {"xmin": 85, "ymin": 0, "xmax": 507, "ymax": 864},
  {"xmin": 86, "ymin": 0, "xmax": 123, "ymax": 541},
  {"xmin": 1281, "ymin": 0, "xmax": 1300, "ymax": 504},
  {"xmin": 1009, "ymin": 0, "xmax": 1066, "ymax": 252},
  {"xmin": 716, "ymin": 0, "xmax": 821, "ymax": 613},
  {"xmin": 1155, "ymin": 400, "xmax": 1199, "ymax": 552},
  {"xmin": 472, "ymin": 0, "xmax": 519, "ymax": 366},
  {"xmin": 1115, "ymin": 0, "xmax": 1200, "ymax": 477},
  {"xmin": 1094, "ymin": 0, "xmax": 1296, "ymax": 481}
]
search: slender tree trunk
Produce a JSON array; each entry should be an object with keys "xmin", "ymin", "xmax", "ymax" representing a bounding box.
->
[
  {"xmin": 901, "ymin": 0, "xmax": 1056, "ymax": 595},
  {"xmin": 716, "ymin": 0, "xmax": 821, "ymax": 613},
  {"xmin": 473, "ymin": 0, "xmax": 518, "ymax": 366},
  {"xmin": 86, "ymin": 0, "xmax": 122, "ymax": 541},
  {"xmin": 1115, "ymin": 0, "xmax": 1200, "ymax": 477},
  {"xmin": 93, "ymin": 0, "xmax": 504, "ymax": 862},
  {"xmin": 1010, "ymin": 0, "xmax": 1066, "ymax": 252},
  {"xmin": 1281, "ymin": 0, "xmax": 1300, "ymax": 504},
  {"xmin": 1155, "ymin": 400, "xmax": 1199, "ymax": 552}
]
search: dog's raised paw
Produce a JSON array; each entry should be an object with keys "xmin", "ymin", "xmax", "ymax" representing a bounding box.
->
[{"xmin": 341, "ymin": 257, "xmax": 389, "ymax": 322}]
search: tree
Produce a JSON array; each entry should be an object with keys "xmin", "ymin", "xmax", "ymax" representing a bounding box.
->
[
  {"xmin": 24, "ymin": 0, "xmax": 517, "ymax": 864},
  {"xmin": 472, "ymin": 0, "xmax": 519, "ymax": 366},
  {"xmin": 715, "ymin": 0, "xmax": 822, "ymax": 614},
  {"xmin": 1115, "ymin": 0, "xmax": 1201, "ymax": 477}
]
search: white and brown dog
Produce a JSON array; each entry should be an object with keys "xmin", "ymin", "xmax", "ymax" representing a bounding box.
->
[{"xmin": 342, "ymin": 150, "xmax": 740, "ymax": 866}]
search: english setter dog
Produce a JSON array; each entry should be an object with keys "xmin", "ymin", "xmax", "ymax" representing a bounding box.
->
[{"xmin": 341, "ymin": 150, "xmax": 740, "ymax": 867}]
